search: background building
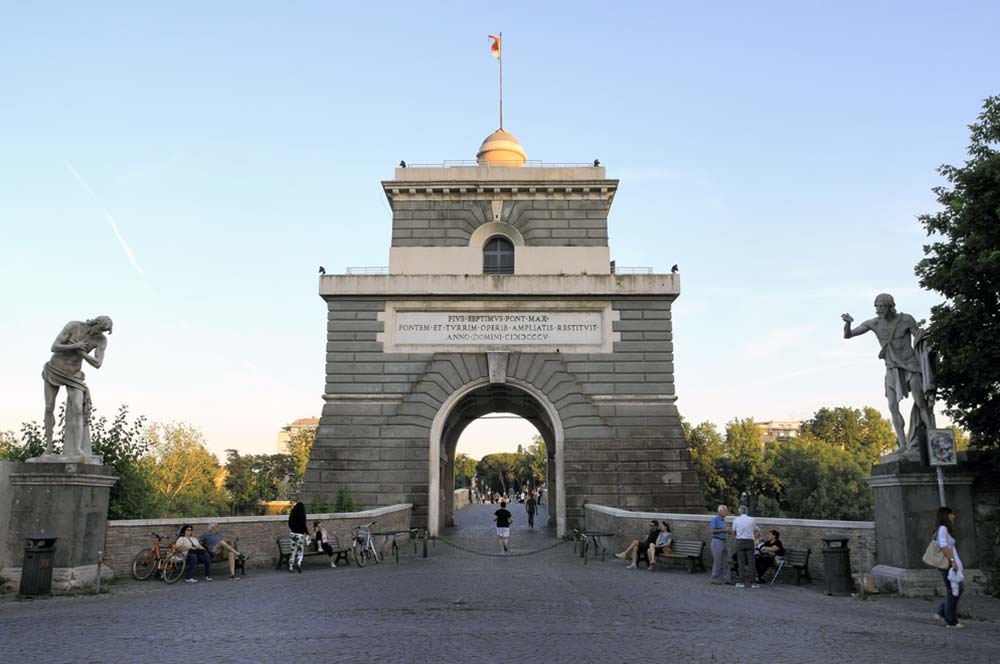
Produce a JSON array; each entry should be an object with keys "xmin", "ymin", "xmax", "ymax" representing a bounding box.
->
[
  {"xmin": 277, "ymin": 417, "xmax": 319, "ymax": 453},
  {"xmin": 756, "ymin": 420, "xmax": 802, "ymax": 447}
]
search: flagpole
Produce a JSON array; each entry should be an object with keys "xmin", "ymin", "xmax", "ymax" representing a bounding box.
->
[{"xmin": 499, "ymin": 32, "xmax": 503, "ymax": 130}]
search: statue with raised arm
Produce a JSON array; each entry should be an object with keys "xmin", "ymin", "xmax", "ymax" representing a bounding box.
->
[
  {"xmin": 842, "ymin": 294, "xmax": 935, "ymax": 456},
  {"xmin": 33, "ymin": 316, "xmax": 113, "ymax": 464}
]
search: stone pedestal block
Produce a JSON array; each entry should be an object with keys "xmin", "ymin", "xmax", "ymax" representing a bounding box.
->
[
  {"xmin": 2, "ymin": 462, "xmax": 117, "ymax": 592},
  {"xmin": 867, "ymin": 459, "xmax": 977, "ymax": 596}
]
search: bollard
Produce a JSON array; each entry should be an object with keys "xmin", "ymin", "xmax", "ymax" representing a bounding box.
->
[{"xmin": 96, "ymin": 551, "xmax": 103, "ymax": 594}]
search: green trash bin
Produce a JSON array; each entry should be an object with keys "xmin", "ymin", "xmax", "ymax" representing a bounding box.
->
[
  {"xmin": 18, "ymin": 535, "xmax": 58, "ymax": 598},
  {"xmin": 821, "ymin": 534, "xmax": 852, "ymax": 596}
]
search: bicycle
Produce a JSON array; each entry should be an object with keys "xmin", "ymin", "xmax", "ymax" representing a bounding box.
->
[
  {"xmin": 352, "ymin": 521, "xmax": 381, "ymax": 567},
  {"xmin": 131, "ymin": 531, "xmax": 186, "ymax": 584}
]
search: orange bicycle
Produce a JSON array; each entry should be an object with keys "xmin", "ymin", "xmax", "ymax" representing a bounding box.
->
[{"xmin": 131, "ymin": 531, "xmax": 186, "ymax": 584}]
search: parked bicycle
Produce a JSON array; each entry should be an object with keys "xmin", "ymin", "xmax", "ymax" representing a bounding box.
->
[
  {"xmin": 352, "ymin": 521, "xmax": 380, "ymax": 567},
  {"xmin": 131, "ymin": 531, "xmax": 187, "ymax": 584}
]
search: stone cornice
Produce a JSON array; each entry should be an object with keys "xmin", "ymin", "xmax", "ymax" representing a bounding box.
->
[
  {"xmin": 320, "ymin": 273, "xmax": 680, "ymax": 298},
  {"xmin": 11, "ymin": 472, "xmax": 118, "ymax": 488},
  {"xmin": 381, "ymin": 180, "xmax": 618, "ymax": 205}
]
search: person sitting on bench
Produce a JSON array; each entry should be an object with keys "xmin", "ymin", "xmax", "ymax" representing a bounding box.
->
[
  {"xmin": 755, "ymin": 529, "xmax": 785, "ymax": 582},
  {"xmin": 176, "ymin": 524, "xmax": 211, "ymax": 583},
  {"xmin": 647, "ymin": 521, "xmax": 673, "ymax": 571},
  {"xmin": 199, "ymin": 523, "xmax": 247, "ymax": 580},
  {"xmin": 614, "ymin": 521, "xmax": 661, "ymax": 570},
  {"xmin": 313, "ymin": 521, "xmax": 337, "ymax": 568}
]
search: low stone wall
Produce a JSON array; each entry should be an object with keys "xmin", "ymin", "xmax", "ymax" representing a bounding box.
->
[
  {"xmin": 454, "ymin": 488, "xmax": 470, "ymax": 510},
  {"xmin": 585, "ymin": 504, "xmax": 877, "ymax": 588},
  {"xmin": 103, "ymin": 504, "xmax": 412, "ymax": 578},
  {"xmin": 0, "ymin": 462, "xmax": 13, "ymax": 569}
]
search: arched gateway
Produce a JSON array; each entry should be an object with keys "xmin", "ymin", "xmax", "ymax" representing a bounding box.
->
[{"xmin": 301, "ymin": 130, "xmax": 703, "ymax": 537}]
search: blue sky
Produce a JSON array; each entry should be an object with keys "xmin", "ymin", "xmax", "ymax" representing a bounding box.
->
[{"xmin": 2, "ymin": 2, "xmax": 997, "ymax": 459}]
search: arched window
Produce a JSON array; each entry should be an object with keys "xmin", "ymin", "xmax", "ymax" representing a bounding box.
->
[{"xmin": 483, "ymin": 236, "xmax": 514, "ymax": 274}]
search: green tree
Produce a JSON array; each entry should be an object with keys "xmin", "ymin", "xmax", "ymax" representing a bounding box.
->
[
  {"xmin": 683, "ymin": 419, "xmax": 728, "ymax": 510},
  {"xmin": 224, "ymin": 450, "xmax": 258, "ymax": 514},
  {"xmin": 454, "ymin": 453, "xmax": 477, "ymax": 489},
  {"xmin": 476, "ymin": 452, "xmax": 521, "ymax": 495},
  {"xmin": 915, "ymin": 95, "xmax": 1000, "ymax": 448},
  {"xmin": 224, "ymin": 451, "xmax": 299, "ymax": 514},
  {"xmin": 720, "ymin": 418, "xmax": 771, "ymax": 507},
  {"xmin": 0, "ymin": 424, "xmax": 46, "ymax": 461},
  {"xmin": 765, "ymin": 433, "xmax": 874, "ymax": 521},
  {"xmin": 800, "ymin": 406, "xmax": 895, "ymax": 467},
  {"xmin": 285, "ymin": 427, "xmax": 315, "ymax": 496},
  {"xmin": 525, "ymin": 435, "xmax": 548, "ymax": 483},
  {"xmin": 146, "ymin": 421, "xmax": 228, "ymax": 517},
  {"xmin": 948, "ymin": 425, "xmax": 970, "ymax": 452},
  {"xmin": 90, "ymin": 405, "xmax": 160, "ymax": 519}
]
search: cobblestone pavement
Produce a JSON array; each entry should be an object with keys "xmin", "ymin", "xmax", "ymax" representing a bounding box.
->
[{"xmin": 2, "ymin": 503, "xmax": 999, "ymax": 663}]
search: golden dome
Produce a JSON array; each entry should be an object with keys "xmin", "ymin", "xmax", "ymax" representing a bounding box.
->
[{"xmin": 476, "ymin": 128, "xmax": 527, "ymax": 167}]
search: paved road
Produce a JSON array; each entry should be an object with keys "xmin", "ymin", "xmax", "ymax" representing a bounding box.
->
[{"xmin": 2, "ymin": 503, "xmax": 998, "ymax": 663}]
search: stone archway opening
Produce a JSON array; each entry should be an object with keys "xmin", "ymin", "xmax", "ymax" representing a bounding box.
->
[
  {"xmin": 447, "ymin": 410, "xmax": 552, "ymax": 529},
  {"xmin": 429, "ymin": 379, "xmax": 565, "ymax": 537}
]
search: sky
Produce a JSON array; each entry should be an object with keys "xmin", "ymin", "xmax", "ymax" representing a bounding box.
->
[{"xmin": 2, "ymin": 2, "xmax": 998, "ymax": 461}]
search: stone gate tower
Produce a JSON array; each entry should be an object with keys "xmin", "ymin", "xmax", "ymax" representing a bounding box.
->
[{"xmin": 302, "ymin": 129, "xmax": 702, "ymax": 536}]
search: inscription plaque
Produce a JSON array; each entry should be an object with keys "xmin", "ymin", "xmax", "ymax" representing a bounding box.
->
[{"xmin": 392, "ymin": 310, "xmax": 603, "ymax": 348}]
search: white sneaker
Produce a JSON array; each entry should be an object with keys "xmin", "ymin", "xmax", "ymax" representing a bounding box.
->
[
  {"xmin": 751, "ymin": 584, "xmax": 760, "ymax": 589},
  {"xmin": 331, "ymin": 561, "xmax": 337, "ymax": 568},
  {"xmin": 735, "ymin": 582, "xmax": 745, "ymax": 588},
  {"xmin": 205, "ymin": 576, "xmax": 213, "ymax": 582},
  {"xmin": 626, "ymin": 563, "xmax": 636, "ymax": 569},
  {"xmin": 614, "ymin": 552, "xmax": 626, "ymax": 560},
  {"xmin": 185, "ymin": 578, "xmax": 198, "ymax": 584}
]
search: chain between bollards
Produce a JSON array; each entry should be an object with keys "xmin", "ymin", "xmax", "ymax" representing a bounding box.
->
[{"xmin": 435, "ymin": 536, "xmax": 571, "ymax": 558}]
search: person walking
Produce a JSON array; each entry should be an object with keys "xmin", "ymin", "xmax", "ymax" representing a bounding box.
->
[
  {"xmin": 493, "ymin": 500, "xmax": 513, "ymax": 553},
  {"xmin": 525, "ymin": 493, "xmax": 537, "ymax": 528},
  {"xmin": 287, "ymin": 501, "xmax": 309, "ymax": 573},
  {"xmin": 709, "ymin": 505, "xmax": 732, "ymax": 585},
  {"xmin": 732, "ymin": 505, "xmax": 759, "ymax": 589},
  {"xmin": 933, "ymin": 507, "xmax": 965, "ymax": 629}
]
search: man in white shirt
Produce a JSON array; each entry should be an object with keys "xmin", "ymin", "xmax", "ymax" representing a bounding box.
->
[{"xmin": 732, "ymin": 505, "xmax": 759, "ymax": 588}]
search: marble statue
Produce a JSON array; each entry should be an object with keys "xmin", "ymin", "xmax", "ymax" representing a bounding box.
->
[
  {"xmin": 34, "ymin": 316, "xmax": 113, "ymax": 464},
  {"xmin": 842, "ymin": 294, "xmax": 935, "ymax": 455}
]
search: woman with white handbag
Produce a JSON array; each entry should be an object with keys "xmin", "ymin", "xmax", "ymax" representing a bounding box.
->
[{"xmin": 930, "ymin": 507, "xmax": 964, "ymax": 629}]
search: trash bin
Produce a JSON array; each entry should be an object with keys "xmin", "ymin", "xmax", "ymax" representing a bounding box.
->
[
  {"xmin": 821, "ymin": 534, "xmax": 852, "ymax": 596},
  {"xmin": 18, "ymin": 535, "xmax": 58, "ymax": 598}
]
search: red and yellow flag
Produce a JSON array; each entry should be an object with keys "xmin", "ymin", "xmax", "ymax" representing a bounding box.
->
[{"xmin": 488, "ymin": 34, "xmax": 501, "ymax": 60}]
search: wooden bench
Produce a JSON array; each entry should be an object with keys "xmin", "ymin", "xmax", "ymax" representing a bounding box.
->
[
  {"xmin": 646, "ymin": 540, "xmax": 706, "ymax": 573},
  {"xmin": 769, "ymin": 547, "xmax": 812, "ymax": 585},
  {"xmin": 275, "ymin": 535, "xmax": 350, "ymax": 569},
  {"xmin": 209, "ymin": 539, "xmax": 247, "ymax": 576}
]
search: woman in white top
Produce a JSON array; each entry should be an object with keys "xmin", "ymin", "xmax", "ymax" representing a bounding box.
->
[
  {"xmin": 175, "ymin": 524, "xmax": 211, "ymax": 583},
  {"xmin": 933, "ymin": 507, "xmax": 964, "ymax": 629}
]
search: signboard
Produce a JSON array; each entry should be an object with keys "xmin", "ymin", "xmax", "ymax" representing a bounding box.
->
[{"xmin": 927, "ymin": 428, "xmax": 958, "ymax": 466}]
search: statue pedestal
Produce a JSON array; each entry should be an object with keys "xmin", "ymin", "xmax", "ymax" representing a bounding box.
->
[
  {"xmin": 1, "ymin": 461, "xmax": 117, "ymax": 592},
  {"xmin": 866, "ymin": 459, "xmax": 978, "ymax": 597}
]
